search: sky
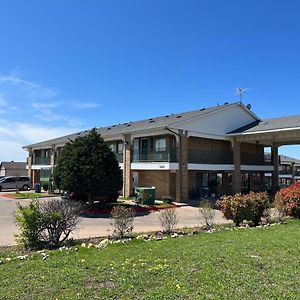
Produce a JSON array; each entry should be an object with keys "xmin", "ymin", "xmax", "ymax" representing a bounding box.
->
[{"xmin": 0, "ymin": 0, "xmax": 300, "ymax": 161}]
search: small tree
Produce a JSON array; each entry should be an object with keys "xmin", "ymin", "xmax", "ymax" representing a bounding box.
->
[
  {"xmin": 111, "ymin": 206, "xmax": 134, "ymax": 239},
  {"xmin": 199, "ymin": 199, "xmax": 215, "ymax": 228},
  {"xmin": 54, "ymin": 128, "xmax": 123, "ymax": 206},
  {"xmin": 159, "ymin": 208, "xmax": 178, "ymax": 234}
]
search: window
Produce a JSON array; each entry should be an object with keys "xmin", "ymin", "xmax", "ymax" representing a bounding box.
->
[
  {"xmin": 5, "ymin": 177, "xmax": 16, "ymax": 182},
  {"xmin": 155, "ymin": 138, "xmax": 166, "ymax": 152},
  {"xmin": 109, "ymin": 144, "xmax": 116, "ymax": 152},
  {"xmin": 117, "ymin": 142, "xmax": 123, "ymax": 153},
  {"xmin": 217, "ymin": 173, "xmax": 223, "ymax": 185}
]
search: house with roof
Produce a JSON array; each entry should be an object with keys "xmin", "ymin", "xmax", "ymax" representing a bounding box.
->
[
  {"xmin": 0, "ymin": 161, "xmax": 27, "ymax": 177},
  {"xmin": 23, "ymin": 102, "xmax": 300, "ymax": 201}
]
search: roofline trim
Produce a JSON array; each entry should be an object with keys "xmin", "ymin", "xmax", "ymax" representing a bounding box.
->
[{"xmin": 227, "ymin": 126, "xmax": 300, "ymax": 136}]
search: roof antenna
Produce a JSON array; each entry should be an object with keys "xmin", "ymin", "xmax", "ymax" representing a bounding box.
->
[{"xmin": 235, "ymin": 88, "xmax": 247, "ymax": 102}]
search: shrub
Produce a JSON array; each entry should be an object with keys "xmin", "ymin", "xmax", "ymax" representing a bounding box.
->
[
  {"xmin": 39, "ymin": 199, "xmax": 82, "ymax": 247},
  {"xmin": 218, "ymin": 192, "xmax": 269, "ymax": 226},
  {"xmin": 14, "ymin": 200, "xmax": 43, "ymax": 249},
  {"xmin": 261, "ymin": 207, "xmax": 285, "ymax": 224},
  {"xmin": 275, "ymin": 182, "xmax": 300, "ymax": 218},
  {"xmin": 199, "ymin": 199, "xmax": 215, "ymax": 228},
  {"xmin": 135, "ymin": 189, "xmax": 150, "ymax": 205},
  {"xmin": 42, "ymin": 182, "xmax": 48, "ymax": 191},
  {"xmin": 111, "ymin": 206, "xmax": 134, "ymax": 239},
  {"xmin": 15, "ymin": 199, "xmax": 82, "ymax": 249},
  {"xmin": 161, "ymin": 195, "xmax": 173, "ymax": 204},
  {"xmin": 159, "ymin": 208, "xmax": 178, "ymax": 234}
]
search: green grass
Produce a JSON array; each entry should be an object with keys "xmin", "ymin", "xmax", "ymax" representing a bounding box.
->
[
  {"xmin": 1, "ymin": 220, "xmax": 300, "ymax": 299},
  {"xmin": 4, "ymin": 192, "xmax": 57, "ymax": 199}
]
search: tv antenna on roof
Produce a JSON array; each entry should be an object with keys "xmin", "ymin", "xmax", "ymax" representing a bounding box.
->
[{"xmin": 235, "ymin": 88, "xmax": 247, "ymax": 102}]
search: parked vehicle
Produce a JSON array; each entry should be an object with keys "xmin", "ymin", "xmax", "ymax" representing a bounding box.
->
[{"xmin": 0, "ymin": 176, "xmax": 32, "ymax": 191}]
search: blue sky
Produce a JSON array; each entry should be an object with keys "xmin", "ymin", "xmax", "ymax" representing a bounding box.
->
[{"xmin": 0, "ymin": 0, "xmax": 300, "ymax": 160}]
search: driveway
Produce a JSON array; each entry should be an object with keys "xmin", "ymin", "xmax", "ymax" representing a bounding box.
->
[{"xmin": 0, "ymin": 193, "xmax": 230, "ymax": 247}]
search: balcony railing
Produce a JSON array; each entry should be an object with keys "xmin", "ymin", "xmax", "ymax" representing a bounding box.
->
[
  {"xmin": 189, "ymin": 149, "xmax": 271, "ymax": 165},
  {"xmin": 279, "ymin": 170, "xmax": 300, "ymax": 176},
  {"xmin": 188, "ymin": 149, "xmax": 233, "ymax": 164},
  {"xmin": 241, "ymin": 153, "xmax": 270, "ymax": 165},
  {"xmin": 133, "ymin": 150, "xmax": 176, "ymax": 162},
  {"xmin": 33, "ymin": 157, "xmax": 51, "ymax": 165}
]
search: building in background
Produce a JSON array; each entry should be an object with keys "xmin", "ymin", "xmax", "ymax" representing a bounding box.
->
[
  {"xmin": 23, "ymin": 102, "xmax": 300, "ymax": 201},
  {"xmin": 0, "ymin": 161, "xmax": 27, "ymax": 177},
  {"xmin": 264, "ymin": 154, "xmax": 300, "ymax": 189}
]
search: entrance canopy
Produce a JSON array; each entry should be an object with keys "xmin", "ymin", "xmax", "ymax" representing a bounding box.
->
[
  {"xmin": 228, "ymin": 115, "xmax": 300, "ymax": 146},
  {"xmin": 227, "ymin": 115, "xmax": 300, "ymax": 194}
]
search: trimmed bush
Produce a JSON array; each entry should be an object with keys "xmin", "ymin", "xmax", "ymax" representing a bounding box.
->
[
  {"xmin": 275, "ymin": 182, "xmax": 300, "ymax": 218},
  {"xmin": 161, "ymin": 195, "xmax": 173, "ymax": 204},
  {"xmin": 14, "ymin": 200, "xmax": 43, "ymax": 249},
  {"xmin": 42, "ymin": 182, "xmax": 48, "ymax": 191},
  {"xmin": 218, "ymin": 192, "xmax": 269, "ymax": 226},
  {"xmin": 199, "ymin": 199, "xmax": 215, "ymax": 228},
  {"xmin": 159, "ymin": 208, "xmax": 178, "ymax": 234},
  {"xmin": 111, "ymin": 206, "xmax": 134, "ymax": 239},
  {"xmin": 39, "ymin": 199, "xmax": 82, "ymax": 247},
  {"xmin": 15, "ymin": 199, "xmax": 82, "ymax": 249}
]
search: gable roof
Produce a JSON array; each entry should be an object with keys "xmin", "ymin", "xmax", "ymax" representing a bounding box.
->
[
  {"xmin": 23, "ymin": 102, "xmax": 257, "ymax": 149},
  {"xmin": 228, "ymin": 115, "xmax": 300, "ymax": 135},
  {"xmin": 1, "ymin": 161, "xmax": 27, "ymax": 170}
]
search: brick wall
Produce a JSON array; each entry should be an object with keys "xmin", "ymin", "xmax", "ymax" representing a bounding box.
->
[
  {"xmin": 137, "ymin": 170, "xmax": 173, "ymax": 199},
  {"xmin": 188, "ymin": 137, "xmax": 232, "ymax": 151}
]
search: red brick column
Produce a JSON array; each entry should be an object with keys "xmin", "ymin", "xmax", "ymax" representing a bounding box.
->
[
  {"xmin": 233, "ymin": 139, "xmax": 241, "ymax": 194},
  {"xmin": 123, "ymin": 134, "xmax": 132, "ymax": 198},
  {"xmin": 176, "ymin": 130, "xmax": 189, "ymax": 202}
]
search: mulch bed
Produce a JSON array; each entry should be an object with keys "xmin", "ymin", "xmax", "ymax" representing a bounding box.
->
[{"xmin": 81, "ymin": 204, "xmax": 180, "ymax": 216}]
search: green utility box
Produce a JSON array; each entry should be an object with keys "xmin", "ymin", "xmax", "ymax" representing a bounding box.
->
[
  {"xmin": 134, "ymin": 187, "xmax": 156, "ymax": 205},
  {"xmin": 34, "ymin": 183, "xmax": 41, "ymax": 193}
]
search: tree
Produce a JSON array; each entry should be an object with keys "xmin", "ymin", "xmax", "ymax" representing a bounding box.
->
[{"xmin": 54, "ymin": 128, "xmax": 123, "ymax": 205}]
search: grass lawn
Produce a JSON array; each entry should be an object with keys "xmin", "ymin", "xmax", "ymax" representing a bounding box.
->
[
  {"xmin": 1, "ymin": 220, "xmax": 299, "ymax": 299},
  {"xmin": 4, "ymin": 192, "xmax": 57, "ymax": 199}
]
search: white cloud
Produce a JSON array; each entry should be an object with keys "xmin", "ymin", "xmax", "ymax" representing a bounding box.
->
[
  {"xmin": 32, "ymin": 101, "xmax": 63, "ymax": 109},
  {"xmin": 73, "ymin": 101, "xmax": 102, "ymax": 109},
  {"xmin": 0, "ymin": 70, "xmax": 89, "ymax": 161},
  {"xmin": 0, "ymin": 140, "xmax": 27, "ymax": 162},
  {"xmin": 0, "ymin": 121, "xmax": 83, "ymax": 161},
  {"xmin": 0, "ymin": 94, "xmax": 8, "ymax": 106}
]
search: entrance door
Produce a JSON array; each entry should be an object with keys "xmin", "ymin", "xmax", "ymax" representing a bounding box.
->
[
  {"xmin": 133, "ymin": 172, "xmax": 139, "ymax": 188},
  {"xmin": 196, "ymin": 173, "xmax": 209, "ymax": 198},
  {"xmin": 241, "ymin": 173, "xmax": 250, "ymax": 193}
]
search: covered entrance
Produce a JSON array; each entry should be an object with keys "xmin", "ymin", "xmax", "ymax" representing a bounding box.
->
[{"xmin": 229, "ymin": 116, "xmax": 300, "ymax": 194}]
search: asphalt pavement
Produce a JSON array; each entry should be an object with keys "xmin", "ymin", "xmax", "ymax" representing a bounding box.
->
[{"xmin": 0, "ymin": 192, "xmax": 230, "ymax": 247}]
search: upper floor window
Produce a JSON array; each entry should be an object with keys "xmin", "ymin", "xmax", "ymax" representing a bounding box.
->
[
  {"xmin": 155, "ymin": 138, "xmax": 166, "ymax": 152},
  {"xmin": 117, "ymin": 142, "xmax": 123, "ymax": 153},
  {"xmin": 109, "ymin": 144, "xmax": 116, "ymax": 152}
]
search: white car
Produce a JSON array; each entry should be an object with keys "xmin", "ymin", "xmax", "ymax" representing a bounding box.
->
[{"xmin": 0, "ymin": 176, "xmax": 32, "ymax": 191}]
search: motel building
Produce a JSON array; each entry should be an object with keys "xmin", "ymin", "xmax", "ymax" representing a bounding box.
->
[{"xmin": 23, "ymin": 102, "xmax": 300, "ymax": 202}]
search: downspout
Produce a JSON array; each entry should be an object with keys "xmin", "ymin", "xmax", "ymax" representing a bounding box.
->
[{"xmin": 165, "ymin": 127, "xmax": 182, "ymax": 201}]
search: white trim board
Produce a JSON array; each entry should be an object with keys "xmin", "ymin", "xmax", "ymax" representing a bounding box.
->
[
  {"xmin": 31, "ymin": 165, "xmax": 51, "ymax": 170},
  {"xmin": 131, "ymin": 162, "xmax": 179, "ymax": 170},
  {"xmin": 188, "ymin": 164, "xmax": 274, "ymax": 172}
]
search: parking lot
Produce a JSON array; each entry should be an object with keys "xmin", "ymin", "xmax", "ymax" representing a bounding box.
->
[{"xmin": 0, "ymin": 191, "xmax": 230, "ymax": 247}]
